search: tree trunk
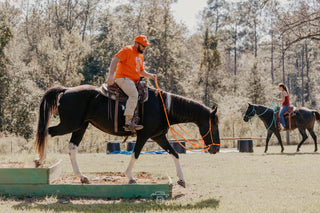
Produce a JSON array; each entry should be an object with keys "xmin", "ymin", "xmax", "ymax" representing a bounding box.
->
[
  {"xmin": 270, "ymin": 29, "xmax": 274, "ymax": 84},
  {"xmin": 281, "ymin": 39, "xmax": 285, "ymax": 84},
  {"xmin": 301, "ymin": 45, "xmax": 304, "ymax": 107},
  {"xmin": 305, "ymin": 41, "xmax": 310, "ymax": 103},
  {"xmin": 234, "ymin": 23, "xmax": 237, "ymax": 75},
  {"xmin": 254, "ymin": 19, "xmax": 257, "ymax": 58}
]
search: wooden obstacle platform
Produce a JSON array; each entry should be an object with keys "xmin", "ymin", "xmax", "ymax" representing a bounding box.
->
[{"xmin": 0, "ymin": 161, "xmax": 172, "ymax": 199}]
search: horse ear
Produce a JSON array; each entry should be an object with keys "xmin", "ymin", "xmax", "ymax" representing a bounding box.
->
[
  {"xmin": 248, "ymin": 103, "xmax": 251, "ymax": 106},
  {"xmin": 211, "ymin": 106, "xmax": 217, "ymax": 115}
]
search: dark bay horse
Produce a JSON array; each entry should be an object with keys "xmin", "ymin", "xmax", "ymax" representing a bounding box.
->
[
  {"xmin": 34, "ymin": 85, "xmax": 220, "ymax": 187},
  {"xmin": 243, "ymin": 103, "xmax": 320, "ymax": 153}
]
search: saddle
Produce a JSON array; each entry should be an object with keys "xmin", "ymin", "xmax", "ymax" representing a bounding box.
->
[
  {"xmin": 99, "ymin": 81, "xmax": 148, "ymax": 133},
  {"xmin": 275, "ymin": 106, "xmax": 296, "ymax": 131}
]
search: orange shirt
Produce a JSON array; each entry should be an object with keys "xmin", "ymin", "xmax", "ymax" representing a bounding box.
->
[{"xmin": 115, "ymin": 45, "xmax": 144, "ymax": 83}]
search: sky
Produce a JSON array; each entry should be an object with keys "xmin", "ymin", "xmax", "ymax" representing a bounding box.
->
[
  {"xmin": 171, "ymin": 0, "xmax": 208, "ymax": 33},
  {"xmin": 109, "ymin": 0, "xmax": 208, "ymax": 33}
]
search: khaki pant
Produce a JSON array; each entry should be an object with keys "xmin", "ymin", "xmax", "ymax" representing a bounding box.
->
[{"xmin": 116, "ymin": 77, "xmax": 138, "ymax": 119}]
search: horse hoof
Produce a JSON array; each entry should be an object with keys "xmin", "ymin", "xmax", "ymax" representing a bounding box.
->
[
  {"xmin": 177, "ymin": 180, "xmax": 186, "ymax": 188},
  {"xmin": 129, "ymin": 179, "xmax": 137, "ymax": 184},
  {"xmin": 34, "ymin": 159, "xmax": 42, "ymax": 168},
  {"xmin": 81, "ymin": 176, "xmax": 90, "ymax": 184},
  {"xmin": 296, "ymin": 149, "xmax": 300, "ymax": 152}
]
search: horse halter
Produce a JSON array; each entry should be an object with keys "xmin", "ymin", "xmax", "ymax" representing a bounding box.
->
[
  {"xmin": 154, "ymin": 78, "xmax": 220, "ymax": 152},
  {"xmin": 201, "ymin": 119, "xmax": 219, "ymax": 146},
  {"xmin": 244, "ymin": 106, "xmax": 256, "ymax": 120}
]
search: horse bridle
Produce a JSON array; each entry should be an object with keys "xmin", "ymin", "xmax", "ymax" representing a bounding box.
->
[
  {"xmin": 201, "ymin": 118, "xmax": 220, "ymax": 147},
  {"xmin": 245, "ymin": 106, "xmax": 256, "ymax": 120}
]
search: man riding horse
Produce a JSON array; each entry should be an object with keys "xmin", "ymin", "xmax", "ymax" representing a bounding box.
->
[{"xmin": 106, "ymin": 35, "xmax": 156, "ymax": 132}]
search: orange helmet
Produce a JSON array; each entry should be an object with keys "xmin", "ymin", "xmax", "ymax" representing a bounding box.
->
[{"xmin": 134, "ymin": 35, "xmax": 150, "ymax": 46}]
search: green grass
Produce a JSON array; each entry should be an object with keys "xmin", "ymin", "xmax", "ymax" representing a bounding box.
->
[{"xmin": 1, "ymin": 144, "xmax": 320, "ymax": 212}]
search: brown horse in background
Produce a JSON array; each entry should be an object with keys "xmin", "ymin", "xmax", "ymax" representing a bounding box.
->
[{"xmin": 243, "ymin": 103, "xmax": 320, "ymax": 153}]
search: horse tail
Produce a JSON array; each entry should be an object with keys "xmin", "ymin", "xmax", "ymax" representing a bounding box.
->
[
  {"xmin": 313, "ymin": 110, "xmax": 320, "ymax": 124},
  {"xmin": 35, "ymin": 86, "xmax": 67, "ymax": 160}
]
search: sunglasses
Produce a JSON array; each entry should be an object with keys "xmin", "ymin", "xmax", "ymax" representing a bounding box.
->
[{"xmin": 138, "ymin": 43, "xmax": 146, "ymax": 48}]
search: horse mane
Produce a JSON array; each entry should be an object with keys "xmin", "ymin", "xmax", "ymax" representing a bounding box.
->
[
  {"xmin": 254, "ymin": 104, "xmax": 275, "ymax": 119},
  {"xmin": 154, "ymin": 88, "xmax": 211, "ymax": 123}
]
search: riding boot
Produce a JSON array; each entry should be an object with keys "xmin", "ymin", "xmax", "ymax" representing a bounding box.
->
[
  {"xmin": 279, "ymin": 124, "xmax": 286, "ymax": 132},
  {"xmin": 124, "ymin": 116, "xmax": 144, "ymax": 132}
]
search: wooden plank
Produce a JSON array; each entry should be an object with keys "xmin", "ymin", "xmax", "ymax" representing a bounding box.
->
[
  {"xmin": 220, "ymin": 137, "xmax": 266, "ymax": 141},
  {"xmin": 0, "ymin": 168, "xmax": 48, "ymax": 184},
  {"xmin": 0, "ymin": 183, "xmax": 172, "ymax": 199}
]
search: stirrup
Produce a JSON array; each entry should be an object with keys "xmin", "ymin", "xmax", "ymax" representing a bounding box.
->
[
  {"xmin": 279, "ymin": 126, "xmax": 287, "ymax": 132},
  {"xmin": 124, "ymin": 122, "xmax": 144, "ymax": 132}
]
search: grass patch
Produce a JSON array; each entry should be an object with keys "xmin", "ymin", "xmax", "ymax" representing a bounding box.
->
[
  {"xmin": 1, "ymin": 144, "xmax": 320, "ymax": 212},
  {"xmin": 11, "ymin": 198, "xmax": 219, "ymax": 213}
]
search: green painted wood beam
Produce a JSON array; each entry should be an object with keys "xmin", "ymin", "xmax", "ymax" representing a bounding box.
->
[
  {"xmin": 0, "ymin": 183, "xmax": 172, "ymax": 199},
  {"xmin": 0, "ymin": 168, "xmax": 49, "ymax": 184}
]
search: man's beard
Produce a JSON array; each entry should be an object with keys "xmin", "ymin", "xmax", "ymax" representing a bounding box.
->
[{"xmin": 137, "ymin": 46, "xmax": 144, "ymax": 54}]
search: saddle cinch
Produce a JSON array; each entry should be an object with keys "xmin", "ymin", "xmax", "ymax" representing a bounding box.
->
[
  {"xmin": 99, "ymin": 81, "xmax": 148, "ymax": 133},
  {"xmin": 275, "ymin": 106, "xmax": 296, "ymax": 130}
]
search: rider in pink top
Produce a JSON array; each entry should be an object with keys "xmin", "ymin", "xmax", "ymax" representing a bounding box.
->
[{"xmin": 274, "ymin": 83, "xmax": 290, "ymax": 131}]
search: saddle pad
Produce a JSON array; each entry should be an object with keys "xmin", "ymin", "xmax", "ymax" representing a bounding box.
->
[
  {"xmin": 99, "ymin": 83, "xmax": 125, "ymax": 101},
  {"xmin": 99, "ymin": 83, "xmax": 148, "ymax": 103}
]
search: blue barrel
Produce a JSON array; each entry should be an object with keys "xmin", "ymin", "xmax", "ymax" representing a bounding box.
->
[
  {"xmin": 127, "ymin": 142, "xmax": 136, "ymax": 152},
  {"xmin": 171, "ymin": 142, "xmax": 186, "ymax": 154},
  {"xmin": 106, "ymin": 142, "xmax": 120, "ymax": 153}
]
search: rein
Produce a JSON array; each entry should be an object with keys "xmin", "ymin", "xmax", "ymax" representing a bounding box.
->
[
  {"xmin": 245, "ymin": 102, "xmax": 280, "ymax": 131},
  {"xmin": 154, "ymin": 78, "xmax": 220, "ymax": 152}
]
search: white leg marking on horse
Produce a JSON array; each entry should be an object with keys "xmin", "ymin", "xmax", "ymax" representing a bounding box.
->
[
  {"xmin": 166, "ymin": 93, "xmax": 172, "ymax": 114},
  {"xmin": 68, "ymin": 143, "xmax": 82, "ymax": 176},
  {"xmin": 125, "ymin": 153, "xmax": 137, "ymax": 181},
  {"xmin": 171, "ymin": 154, "xmax": 184, "ymax": 181}
]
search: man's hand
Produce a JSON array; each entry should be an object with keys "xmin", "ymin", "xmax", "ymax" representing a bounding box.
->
[
  {"xmin": 151, "ymin": 74, "xmax": 157, "ymax": 80},
  {"xmin": 107, "ymin": 76, "xmax": 115, "ymax": 85},
  {"xmin": 140, "ymin": 70, "xmax": 156, "ymax": 80}
]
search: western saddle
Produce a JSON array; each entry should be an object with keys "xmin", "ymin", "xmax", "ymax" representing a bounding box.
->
[
  {"xmin": 275, "ymin": 106, "xmax": 296, "ymax": 131},
  {"xmin": 99, "ymin": 81, "xmax": 148, "ymax": 133}
]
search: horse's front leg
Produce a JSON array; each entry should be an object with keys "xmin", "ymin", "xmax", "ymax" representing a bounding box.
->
[
  {"xmin": 125, "ymin": 136, "xmax": 148, "ymax": 184},
  {"xmin": 151, "ymin": 134, "xmax": 185, "ymax": 188},
  {"xmin": 265, "ymin": 131, "xmax": 273, "ymax": 153},
  {"xmin": 125, "ymin": 153, "xmax": 138, "ymax": 184}
]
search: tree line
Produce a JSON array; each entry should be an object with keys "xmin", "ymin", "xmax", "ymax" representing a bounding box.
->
[{"xmin": 0, "ymin": 0, "xmax": 319, "ymax": 140}]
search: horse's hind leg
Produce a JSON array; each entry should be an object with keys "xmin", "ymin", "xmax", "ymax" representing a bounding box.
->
[
  {"xmin": 68, "ymin": 122, "xmax": 89, "ymax": 184},
  {"xmin": 308, "ymin": 129, "xmax": 317, "ymax": 152},
  {"xmin": 297, "ymin": 128, "xmax": 308, "ymax": 152},
  {"xmin": 151, "ymin": 134, "xmax": 185, "ymax": 188},
  {"xmin": 35, "ymin": 123, "xmax": 75, "ymax": 167}
]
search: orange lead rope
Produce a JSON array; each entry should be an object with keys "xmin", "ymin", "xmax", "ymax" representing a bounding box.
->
[{"xmin": 154, "ymin": 78, "xmax": 220, "ymax": 153}]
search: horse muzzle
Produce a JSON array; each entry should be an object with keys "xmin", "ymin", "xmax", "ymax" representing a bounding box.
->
[
  {"xmin": 243, "ymin": 116, "xmax": 249, "ymax": 122},
  {"xmin": 208, "ymin": 144, "xmax": 220, "ymax": 154}
]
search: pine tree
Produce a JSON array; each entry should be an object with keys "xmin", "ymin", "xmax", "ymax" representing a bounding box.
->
[
  {"xmin": 198, "ymin": 27, "xmax": 221, "ymax": 106},
  {"xmin": 0, "ymin": 22, "xmax": 12, "ymax": 130},
  {"xmin": 247, "ymin": 62, "xmax": 266, "ymax": 104}
]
